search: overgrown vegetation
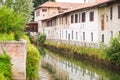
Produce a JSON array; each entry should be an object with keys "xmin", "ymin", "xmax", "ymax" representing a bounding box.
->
[
  {"xmin": 0, "ymin": 33, "xmax": 14, "ymax": 41},
  {"xmin": 45, "ymin": 36, "xmax": 120, "ymax": 66},
  {"xmin": 23, "ymin": 35, "xmax": 40, "ymax": 80},
  {"xmin": 37, "ymin": 34, "xmax": 46, "ymax": 44},
  {"xmin": 105, "ymin": 36, "xmax": 120, "ymax": 65},
  {"xmin": 45, "ymin": 41, "xmax": 106, "ymax": 60},
  {"xmin": 0, "ymin": 6, "xmax": 25, "ymax": 40},
  {"xmin": 0, "ymin": 50, "xmax": 12, "ymax": 80}
]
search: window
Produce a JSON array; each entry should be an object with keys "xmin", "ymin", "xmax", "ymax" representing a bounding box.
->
[
  {"xmin": 65, "ymin": 16, "xmax": 67, "ymax": 24},
  {"xmin": 36, "ymin": 10, "xmax": 40, "ymax": 16},
  {"xmin": 91, "ymin": 33, "xmax": 93, "ymax": 42},
  {"xmin": 75, "ymin": 14, "xmax": 78, "ymax": 23},
  {"xmin": 102, "ymin": 34, "xmax": 104, "ymax": 43},
  {"xmin": 42, "ymin": 9, "xmax": 47, "ymax": 12},
  {"xmin": 110, "ymin": 31, "xmax": 113, "ymax": 38},
  {"xmin": 79, "ymin": 13, "xmax": 81, "ymax": 23},
  {"xmin": 66, "ymin": 30, "xmax": 67, "ymax": 39},
  {"xmin": 101, "ymin": 15, "xmax": 104, "ymax": 31},
  {"xmin": 71, "ymin": 15, "xmax": 74, "ymax": 23},
  {"xmin": 59, "ymin": 18, "xmax": 61, "ymax": 24},
  {"xmin": 110, "ymin": 7, "xmax": 112, "ymax": 20},
  {"xmin": 68, "ymin": 34, "xmax": 70, "ymax": 40},
  {"xmin": 62, "ymin": 17, "xmax": 63, "ymax": 24},
  {"xmin": 82, "ymin": 12, "xmax": 86, "ymax": 22},
  {"xmin": 60, "ymin": 30, "xmax": 61, "ymax": 39},
  {"xmin": 72, "ymin": 30, "xmax": 73, "ymax": 39},
  {"xmin": 118, "ymin": 5, "xmax": 120, "ymax": 19},
  {"xmin": 90, "ymin": 11, "xmax": 94, "ymax": 21},
  {"xmin": 83, "ymin": 32, "xmax": 85, "ymax": 41},
  {"xmin": 62, "ymin": 30, "xmax": 63, "ymax": 38}
]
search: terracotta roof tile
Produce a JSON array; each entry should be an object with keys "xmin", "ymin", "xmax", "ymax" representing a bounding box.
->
[
  {"xmin": 36, "ymin": 1, "xmax": 83, "ymax": 9},
  {"xmin": 41, "ymin": 0, "xmax": 114, "ymax": 21}
]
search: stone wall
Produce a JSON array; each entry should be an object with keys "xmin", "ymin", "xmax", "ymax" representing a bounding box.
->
[{"xmin": 0, "ymin": 41, "xmax": 27, "ymax": 80}]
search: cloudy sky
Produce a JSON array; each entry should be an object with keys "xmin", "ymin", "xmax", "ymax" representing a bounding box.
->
[{"xmin": 56, "ymin": 0, "xmax": 84, "ymax": 3}]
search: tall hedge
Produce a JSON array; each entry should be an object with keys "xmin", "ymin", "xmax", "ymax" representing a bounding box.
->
[{"xmin": 23, "ymin": 35, "xmax": 40, "ymax": 80}]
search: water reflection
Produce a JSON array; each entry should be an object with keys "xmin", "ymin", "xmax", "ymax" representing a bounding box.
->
[{"xmin": 40, "ymin": 48, "xmax": 120, "ymax": 80}]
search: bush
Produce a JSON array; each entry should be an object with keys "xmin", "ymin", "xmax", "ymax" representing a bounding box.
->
[
  {"xmin": 105, "ymin": 36, "xmax": 120, "ymax": 65},
  {"xmin": 0, "ymin": 50, "xmax": 12, "ymax": 80},
  {"xmin": 23, "ymin": 35, "xmax": 40, "ymax": 80},
  {"xmin": 0, "ymin": 33, "xmax": 15, "ymax": 41},
  {"xmin": 22, "ymin": 35, "xmax": 31, "ymax": 44},
  {"xmin": 0, "ymin": 73, "xmax": 6, "ymax": 80},
  {"xmin": 37, "ymin": 34, "xmax": 46, "ymax": 44},
  {"xmin": 26, "ymin": 44, "xmax": 40, "ymax": 80}
]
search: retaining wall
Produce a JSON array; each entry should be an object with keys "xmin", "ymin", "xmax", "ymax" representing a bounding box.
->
[{"xmin": 0, "ymin": 41, "xmax": 27, "ymax": 80}]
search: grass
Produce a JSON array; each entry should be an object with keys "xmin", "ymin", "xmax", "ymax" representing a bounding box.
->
[{"xmin": 45, "ymin": 40, "xmax": 107, "ymax": 60}]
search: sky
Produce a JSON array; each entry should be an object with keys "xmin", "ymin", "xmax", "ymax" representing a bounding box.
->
[{"xmin": 56, "ymin": 0, "xmax": 84, "ymax": 3}]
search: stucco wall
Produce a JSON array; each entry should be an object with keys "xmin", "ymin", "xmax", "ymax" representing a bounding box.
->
[
  {"xmin": 0, "ymin": 41, "xmax": 27, "ymax": 80},
  {"xmin": 98, "ymin": 3, "xmax": 120, "ymax": 45},
  {"xmin": 69, "ymin": 8, "xmax": 99, "ymax": 43}
]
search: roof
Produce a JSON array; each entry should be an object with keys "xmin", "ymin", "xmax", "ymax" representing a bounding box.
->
[
  {"xmin": 35, "ymin": 1, "xmax": 83, "ymax": 10},
  {"xmin": 41, "ymin": 0, "xmax": 115, "ymax": 21}
]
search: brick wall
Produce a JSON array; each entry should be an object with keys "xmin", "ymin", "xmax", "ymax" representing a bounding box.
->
[{"xmin": 0, "ymin": 41, "xmax": 27, "ymax": 80}]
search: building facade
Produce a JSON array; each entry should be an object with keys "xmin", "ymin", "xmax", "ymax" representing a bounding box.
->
[{"xmin": 34, "ymin": 0, "xmax": 120, "ymax": 47}]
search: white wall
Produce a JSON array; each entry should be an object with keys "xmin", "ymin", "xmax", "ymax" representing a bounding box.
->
[
  {"xmin": 68, "ymin": 8, "xmax": 99, "ymax": 43},
  {"xmin": 102, "ymin": 3, "xmax": 120, "ymax": 45}
]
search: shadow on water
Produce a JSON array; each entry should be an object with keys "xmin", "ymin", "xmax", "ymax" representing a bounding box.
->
[{"xmin": 39, "ymin": 47, "xmax": 120, "ymax": 80}]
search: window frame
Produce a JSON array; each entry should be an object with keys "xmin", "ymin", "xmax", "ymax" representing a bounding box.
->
[
  {"xmin": 82, "ymin": 12, "xmax": 86, "ymax": 22},
  {"xmin": 90, "ymin": 11, "xmax": 94, "ymax": 22}
]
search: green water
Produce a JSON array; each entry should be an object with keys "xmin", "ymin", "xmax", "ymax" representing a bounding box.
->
[{"xmin": 39, "ymin": 48, "xmax": 120, "ymax": 80}]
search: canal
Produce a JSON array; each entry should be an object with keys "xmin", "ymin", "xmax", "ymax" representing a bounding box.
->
[{"xmin": 39, "ymin": 47, "xmax": 120, "ymax": 80}]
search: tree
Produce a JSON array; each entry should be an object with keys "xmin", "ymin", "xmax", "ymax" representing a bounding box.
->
[
  {"xmin": 4, "ymin": 0, "xmax": 33, "ymax": 22},
  {"xmin": 105, "ymin": 36, "xmax": 120, "ymax": 65},
  {"xmin": 33, "ymin": 0, "xmax": 56, "ymax": 8},
  {"xmin": 0, "ymin": 6, "xmax": 26, "ymax": 40}
]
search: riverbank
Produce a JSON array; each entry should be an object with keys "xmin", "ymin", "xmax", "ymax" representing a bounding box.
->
[
  {"xmin": 40, "ymin": 48, "xmax": 120, "ymax": 80},
  {"xmin": 43, "ymin": 40, "xmax": 120, "ymax": 70}
]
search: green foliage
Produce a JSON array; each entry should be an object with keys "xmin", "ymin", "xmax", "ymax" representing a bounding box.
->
[
  {"xmin": 37, "ymin": 34, "xmax": 46, "ymax": 44},
  {"xmin": 0, "ymin": 49, "xmax": 12, "ymax": 80},
  {"xmin": 22, "ymin": 35, "xmax": 31, "ymax": 44},
  {"xmin": 26, "ymin": 44, "xmax": 40, "ymax": 80},
  {"xmin": 33, "ymin": 0, "xmax": 56, "ymax": 8},
  {"xmin": 0, "ymin": 73, "xmax": 6, "ymax": 80},
  {"xmin": 4, "ymin": 0, "xmax": 33, "ymax": 21},
  {"xmin": 0, "ymin": 6, "xmax": 25, "ymax": 40},
  {"xmin": 105, "ymin": 36, "xmax": 120, "ymax": 65},
  {"xmin": 24, "ymin": 35, "xmax": 40, "ymax": 80},
  {"xmin": 45, "ymin": 41, "xmax": 107, "ymax": 60},
  {"xmin": 0, "ymin": 33, "xmax": 14, "ymax": 41}
]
